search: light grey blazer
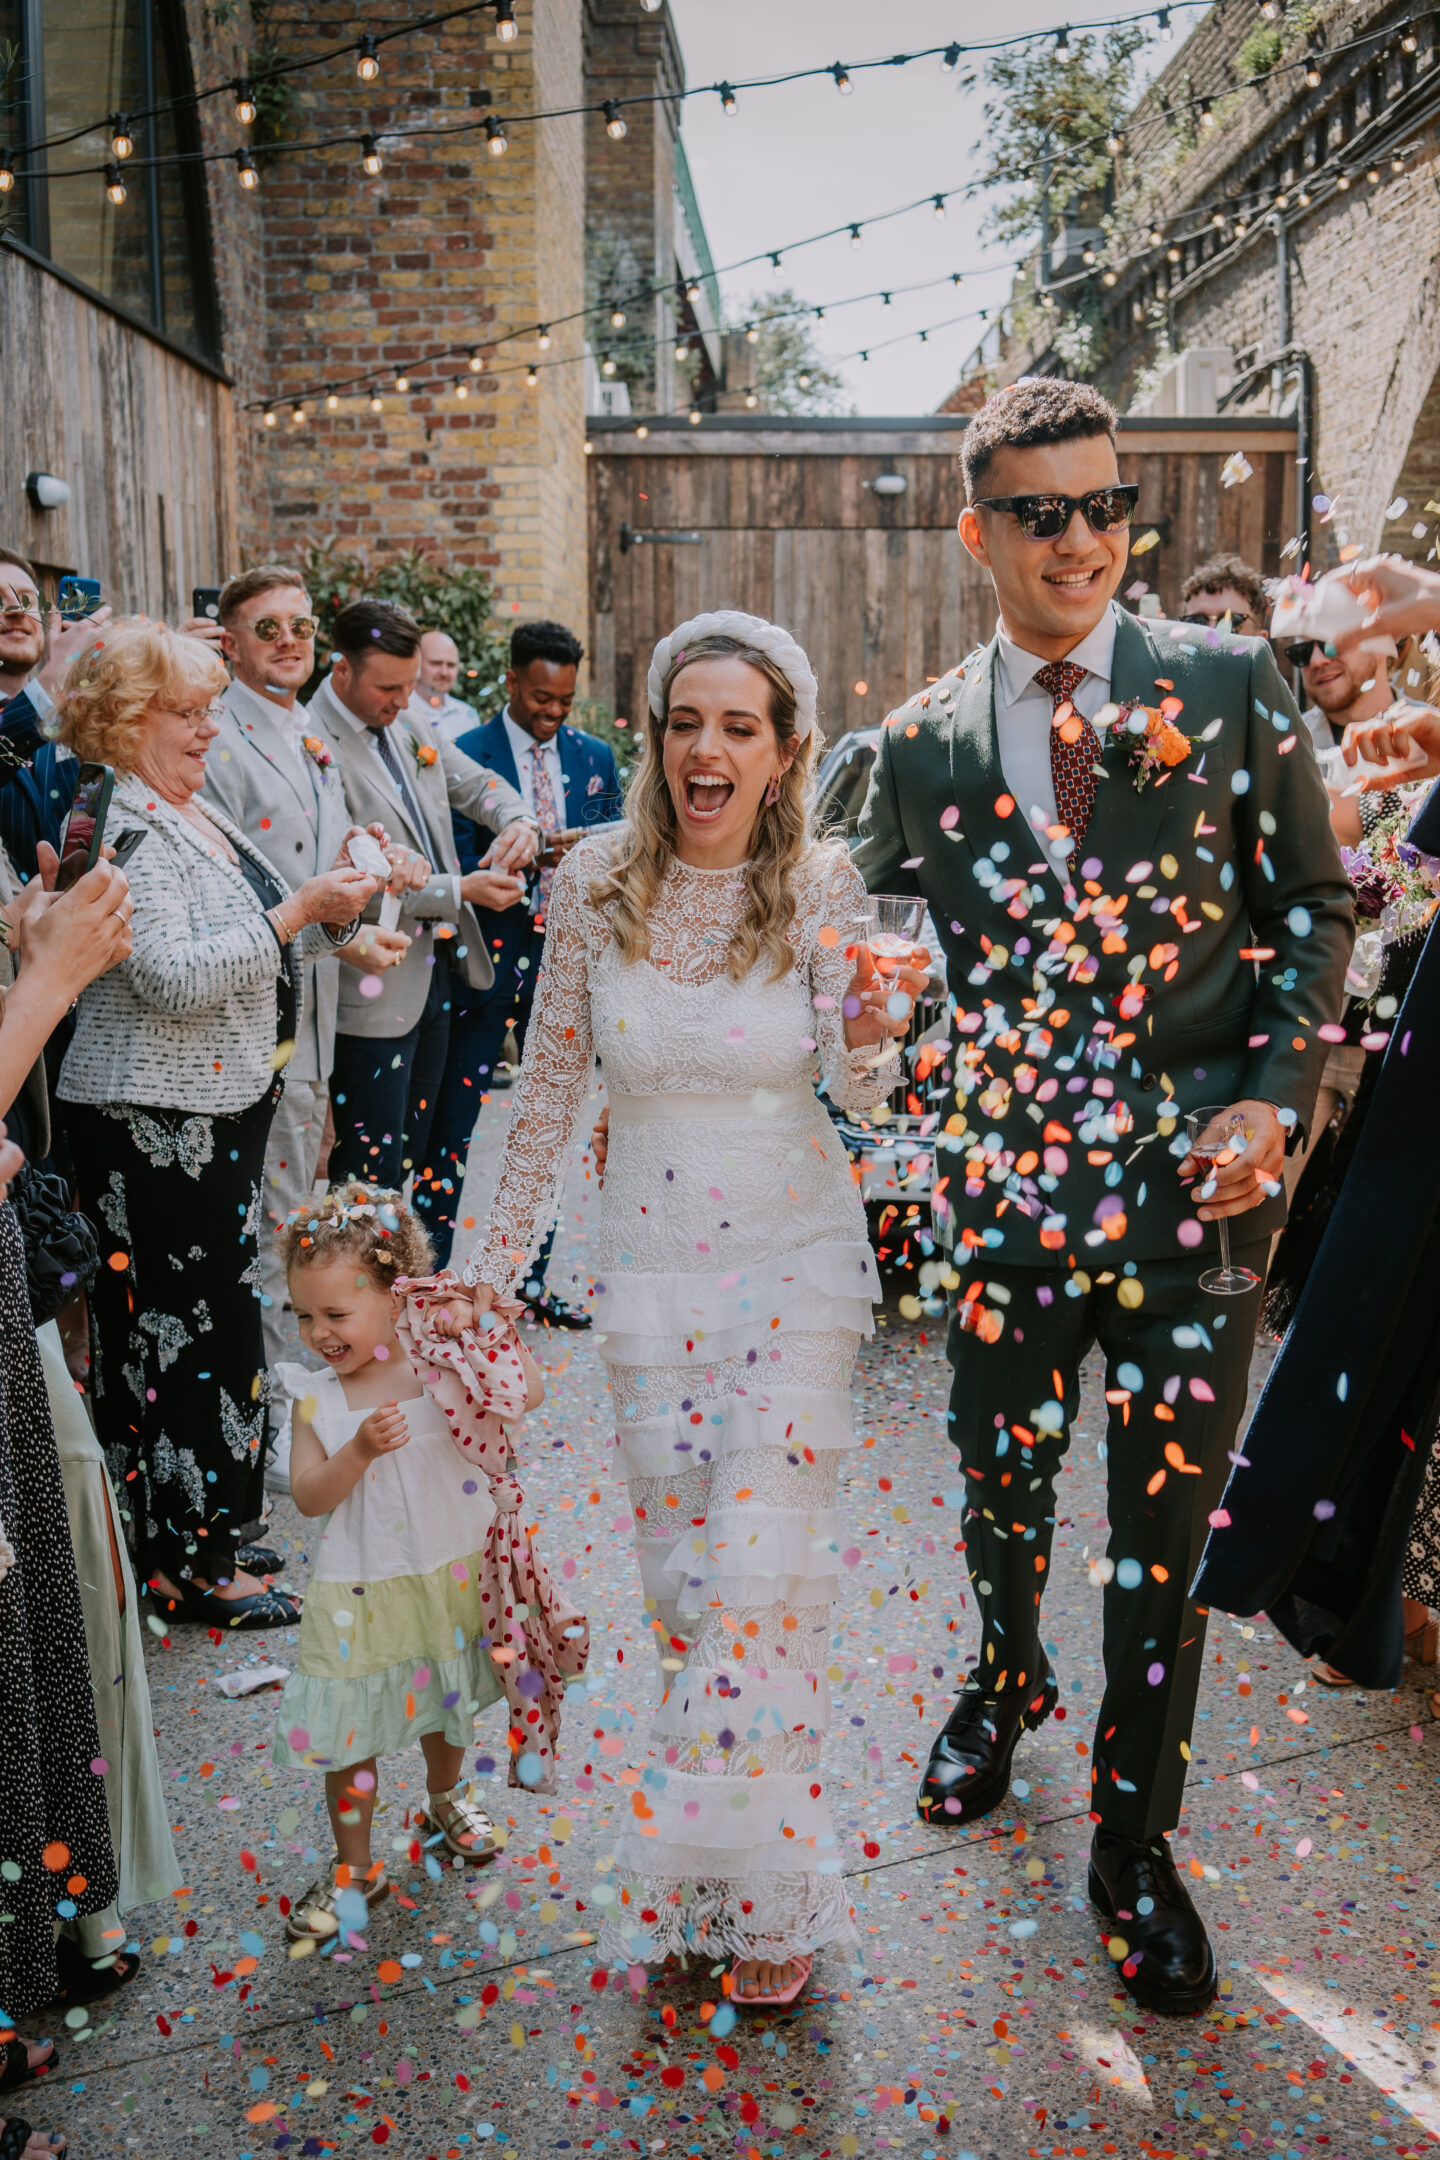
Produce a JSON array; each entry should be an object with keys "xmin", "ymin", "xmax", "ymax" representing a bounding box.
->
[
  {"xmin": 305, "ymin": 674, "xmax": 533, "ymax": 1040},
  {"xmin": 56, "ymin": 774, "xmax": 338, "ymax": 1115},
  {"xmin": 202, "ymin": 676, "xmax": 351, "ymax": 1084}
]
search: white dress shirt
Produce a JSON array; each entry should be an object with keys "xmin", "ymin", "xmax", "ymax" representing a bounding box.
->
[
  {"xmin": 502, "ymin": 707, "xmax": 568, "ymax": 826},
  {"xmin": 994, "ymin": 605, "xmax": 1120, "ymax": 854},
  {"xmin": 409, "ymin": 687, "xmax": 480, "ymax": 748}
]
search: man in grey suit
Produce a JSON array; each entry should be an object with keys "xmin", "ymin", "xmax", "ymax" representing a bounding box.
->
[
  {"xmin": 305, "ymin": 599, "xmax": 537, "ymax": 1193},
  {"xmin": 204, "ymin": 566, "xmax": 412, "ymax": 1375}
]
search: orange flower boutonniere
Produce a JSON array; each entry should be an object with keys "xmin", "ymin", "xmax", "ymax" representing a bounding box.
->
[
  {"xmin": 1109, "ymin": 699, "xmax": 1192, "ymax": 792},
  {"xmin": 411, "ymin": 738, "xmax": 439, "ymax": 771}
]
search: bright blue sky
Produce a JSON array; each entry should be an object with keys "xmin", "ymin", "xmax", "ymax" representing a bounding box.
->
[{"xmin": 668, "ymin": 0, "xmax": 1201, "ymax": 415}]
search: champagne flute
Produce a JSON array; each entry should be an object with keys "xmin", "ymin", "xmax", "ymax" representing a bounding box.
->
[
  {"xmin": 1185, "ymin": 1104, "xmax": 1263, "ymax": 1296},
  {"xmin": 860, "ymin": 892, "xmax": 926, "ymax": 973}
]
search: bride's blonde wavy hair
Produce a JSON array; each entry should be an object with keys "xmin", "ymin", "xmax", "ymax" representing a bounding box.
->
[{"xmin": 588, "ymin": 632, "xmax": 828, "ymax": 983}]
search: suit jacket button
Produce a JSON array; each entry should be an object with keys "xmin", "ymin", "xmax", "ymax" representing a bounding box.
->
[
  {"xmin": 296, "ymin": 841, "xmax": 304, "ymax": 853},
  {"xmin": 1140, "ymin": 1072, "xmax": 1158, "ymax": 1092}
]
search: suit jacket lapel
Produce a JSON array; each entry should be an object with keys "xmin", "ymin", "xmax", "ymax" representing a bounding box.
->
[
  {"xmin": 483, "ymin": 713, "xmax": 520, "ymax": 793},
  {"xmin": 1081, "ymin": 611, "xmax": 1182, "ymax": 887},
  {"xmin": 230, "ymin": 685, "xmax": 316, "ymax": 821}
]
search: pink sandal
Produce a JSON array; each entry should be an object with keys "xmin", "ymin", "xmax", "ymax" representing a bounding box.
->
[{"xmin": 731, "ymin": 1953, "xmax": 813, "ymax": 2009}]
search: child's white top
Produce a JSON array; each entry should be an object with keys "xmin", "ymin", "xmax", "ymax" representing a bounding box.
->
[{"xmin": 274, "ymin": 1361, "xmax": 498, "ymax": 1585}]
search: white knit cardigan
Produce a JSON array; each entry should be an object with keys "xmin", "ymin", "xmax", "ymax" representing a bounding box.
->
[{"xmin": 58, "ymin": 772, "xmax": 331, "ymax": 1115}]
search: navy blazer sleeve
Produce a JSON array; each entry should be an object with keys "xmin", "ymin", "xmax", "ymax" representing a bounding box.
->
[{"xmin": 1, "ymin": 688, "xmax": 47, "ymax": 761}]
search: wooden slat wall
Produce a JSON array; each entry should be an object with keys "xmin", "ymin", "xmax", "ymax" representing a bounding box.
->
[
  {"xmin": 1, "ymin": 247, "xmax": 235, "ymax": 615},
  {"xmin": 589, "ymin": 436, "xmax": 1294, "ymax": 738}
]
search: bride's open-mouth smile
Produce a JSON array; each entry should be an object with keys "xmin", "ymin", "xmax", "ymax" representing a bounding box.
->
[{"xmin": 680, "ymin": 768, "xmax": 736, "ymax": 824}]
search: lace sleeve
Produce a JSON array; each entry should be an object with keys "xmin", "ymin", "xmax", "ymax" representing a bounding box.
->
[
  {"xmin": 804, "ymin": 848, "xmax": 900, "ymax": 1118},
  {"xmin": 460, "ymin": 848, "xmax": 596, "ymax": 1293}
]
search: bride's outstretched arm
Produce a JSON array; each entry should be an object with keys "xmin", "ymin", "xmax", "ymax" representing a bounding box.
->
[{"xmin": 460, "ymin": 851, "xmax": 596, "ymax": 1294}]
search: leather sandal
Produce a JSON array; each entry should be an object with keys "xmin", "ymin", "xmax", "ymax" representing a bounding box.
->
[
  {"xmin": 0, "ymin": 2117, "xmax": 66, "ymax": 2160},
  {"xmin": 285, "ymin": 1865, "xmax": 389, "ymax": 1943},
  {"xmin": 415, "ymin": 1786, "xmax": 498, "ymax": 1863},
  {"xmin": 0, "ymin": 2043, "xmax": 55, "ymax": 2099},
  {"xmin": 55, "ymin": 1934, "xmax": 142, "ymax": 2004}
]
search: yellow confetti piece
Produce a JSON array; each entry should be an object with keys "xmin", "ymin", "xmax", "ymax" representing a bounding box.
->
[{"xmin": 1130, "ymin": 529, "xmax": 1160, "ymax": 555}]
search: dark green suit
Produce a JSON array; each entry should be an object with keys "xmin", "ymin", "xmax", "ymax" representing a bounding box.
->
[{"xmin": 855, "ymin": 606, "xmax": 1353, "ymax": 1835}]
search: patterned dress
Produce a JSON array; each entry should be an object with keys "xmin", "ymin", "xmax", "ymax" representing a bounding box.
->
[
  {"xmin": 0, "ymin": 1203, "xmax": 118, "ymax": 2018},
  {"xmin": 464, "ymin": 837, "xmax": 894, "ymax": 1967}
]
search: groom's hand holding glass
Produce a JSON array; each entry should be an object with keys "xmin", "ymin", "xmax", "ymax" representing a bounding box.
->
[{"xmin": 1176, "ymin": 1099, "xmax": 1285, "ymax": 1218}]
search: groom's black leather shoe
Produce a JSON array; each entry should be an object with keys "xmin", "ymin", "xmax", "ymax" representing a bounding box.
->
[
  {"xmin": 915, "ymin": 1657, "xmax": 1057, "ymax": 1826},
  {"xmin": 1088, "ymin": 1828, "xmax": 1218, "ymax": 2016}
]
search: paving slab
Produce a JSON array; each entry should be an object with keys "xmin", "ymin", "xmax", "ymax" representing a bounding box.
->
[{"xmin": 21, "ymin": 1088, "xmax": 1439, "ymax": 2160}]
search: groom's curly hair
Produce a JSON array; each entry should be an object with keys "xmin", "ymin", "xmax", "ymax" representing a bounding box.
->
[{"xmin": 961, "ymin": 379, "xmax": 1118, "ymax": 502}]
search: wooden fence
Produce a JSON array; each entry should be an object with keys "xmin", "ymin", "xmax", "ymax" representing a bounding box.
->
[
  {"xmin": 586, "ymin": 414, "xmax": 1298, "ymax": 736},
  {"xmin": 1, "ymin": 240, "xmax": 235, "ymax": 616}
]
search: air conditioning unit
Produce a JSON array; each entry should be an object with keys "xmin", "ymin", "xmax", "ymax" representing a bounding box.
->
[{"xmin": 1132, "ymin": 346, "xmax": 1235, "ymax": 417}]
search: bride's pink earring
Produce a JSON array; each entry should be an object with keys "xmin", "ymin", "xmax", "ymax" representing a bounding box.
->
[{"xmin": 764, "ymin": 773, "xmax": 781, "ymax": 807}]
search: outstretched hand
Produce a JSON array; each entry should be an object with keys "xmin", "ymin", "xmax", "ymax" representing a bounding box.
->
[{"xmin": 1333, "ymin": 556, "xmax": 1440, "ymax": 651}]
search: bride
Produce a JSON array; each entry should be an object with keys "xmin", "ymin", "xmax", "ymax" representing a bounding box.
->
[{"xmin": 452, "ymin": 611, "xmax": 927, "ymax": 2004}]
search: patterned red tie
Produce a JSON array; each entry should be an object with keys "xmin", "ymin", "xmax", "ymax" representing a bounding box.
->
[{"xmin": 1035, "ymin": 658, "xmax": 1099, "ymax": 856}]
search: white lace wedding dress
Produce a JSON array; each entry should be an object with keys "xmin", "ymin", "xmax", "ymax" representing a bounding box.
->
[{"xmin": 463, "ymin": 833, "xmax": 896, "ymax": 1967}]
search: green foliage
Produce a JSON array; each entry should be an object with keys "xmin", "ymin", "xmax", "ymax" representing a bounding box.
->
[
  {"xmin": 975, "ymin": 24, "xmax": 1146, "ymax": 249},
  {"xmin": 1237, "ymin": 21, "xmax": 1286, "ymax": 79},
  {"xmin": 723, "ymin": 290, "xmax": 850, "ymax": 415},
  {"xmin": 569, "ymin": 697, "xmax": 639, "ymax": 786},
  {"xmin": 290, "ymin": 540, "xmax": 511, "ymax": 705}
]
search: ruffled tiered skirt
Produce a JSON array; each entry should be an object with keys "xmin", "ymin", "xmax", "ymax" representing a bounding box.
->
[{"xmin": 591, "ymin": 1101, "xmax": 876, "ymax": 1967}]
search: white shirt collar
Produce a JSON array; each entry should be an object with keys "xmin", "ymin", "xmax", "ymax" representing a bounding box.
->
[
  {"xmin": 995, "ymin": 603, "xmax": 1120, "ymax": 708},
  {"xmin": 502, "ymin": 706, "xmax": 557, "ymax": 762},
  {"xmin": 227, "ymin": 673, "xmax": 305, "ymax": 740},
  {"xmin": 311, "ymin": 672, "xmax": 370, "ymax": 738}
]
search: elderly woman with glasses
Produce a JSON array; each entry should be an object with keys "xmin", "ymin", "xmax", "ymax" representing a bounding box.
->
[{"xmin": 53, "ymin": 620, "xmax": 381, "ymax": 1629}]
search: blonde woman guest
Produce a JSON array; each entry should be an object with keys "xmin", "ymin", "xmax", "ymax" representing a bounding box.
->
[
  {"xmin": 446, "ymin": 613, "xmax": 928, "ymax": 2005},
  {"xmin": 53, "ymin": 622, "xmax": 379, "ymax": 1629}
]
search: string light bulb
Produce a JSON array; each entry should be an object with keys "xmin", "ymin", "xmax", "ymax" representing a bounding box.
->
[
  {"xmin": 1297, "ymin": 185, "xmax": 1311, "ymax": 205},
  {"xmin": 1149, "ymin": 223, "xmax": 1163, "ymax": 245},
  {"xmin": 718, "ymin": 82, "xmax": 737, "ymax": 114},
  {"xmin": 456, "ymin": 377, "xmax": 469, "ymax": 399},
  {"xmin": 1167, "ymin": 244, "xmax": 1181, "ymax": 262},
  {"xmin": 744, "ymin": 322, "xmax": 759, "ymax": 343},
  {"xmin": 1107, "ymin": 127, "xmax": 1124, "ymax": 155},
  {"xmin": 1054, "ymin": 25, "xmax": 1070, "ymax": 55},
  {"xmin": 610, "ymin": 305, "xmax": 626, "ymax": 328},
  {"xmin": 537, "ymin": 323, "xmax": 551, "ymax": 348},
  {"xmin": 830, "ymin": 62, "xmax": 852, "ymax": 94},
  {"xmin": 603, "ymin": 99, "xmax": 627, "ymax": 139},
  {"xmin": 1401, "ymin": 26, "xmax": 1418, "ymax": 51},
  {"xmin": 1102, "ymin": 267, "xmax": 1117, "ymax": 285},
  {"xmin": 1211, "ymin": 209, "xmax": 1226, "ymax": 226},
  {"xmin": 485, "ymin": 115, "xmax": 507, "ymax": 156},
  {"xmin": 526, "ymin": 365, "xmax": 539, "ymax": 386},
  {"xmin": 768, "ymin": 252, "xmax": 782, "ymax": 277},
  {"xmin": 104, "ymin": 162, "xmax": 127, "ymax": 205},
  {"xmin": 291, "ymin": 404, "xmax": 305, "ymax": 424},
  {"xmin": 361, "ymin": 134, "xmax": 383, "ymax": 174},
  {"xmin": 326, "ymin": 388, "xmax": 339, "ymax": 409},
  {"xmin": 1335, "ymin": 169, "xmax": 1350, "ymax": 189},
  {"xmin": 469, "ymin": 348, "xmax": 485, "ymax": 372},
  {"xmin": 357, "ymin": 34, "xmax": 380, "ymax": 80},
  {"xmin": 1157, "ymin": 8, "xmax": 1172, "ymax": 39},
  {"xmin": 1199, "ymin": 97, "xmax": 1214, "ymax": 127},
  {"xmin": 1304, "ymin": 50, "xmax": 1322, "ymax": 85},
  {"xmin": 674, "ymin": 338, "xmax": 689, "ymax": 361},
  {"xmin": 685, "ymin": 279, "xmax": 701, "ymax": 303},
  {"xmin": 234, "ymin": 80, "xmax": 257, "ymax": 125},
  {"xmin": 942, "ymin": 42, "xmax": 962, "ymax": 69},
  {"xmin": 744, "ymin": 392, "xmax": 758, "ymax": 409},
  {"xmin": 1259, "ymin": 0, "xmax": 1278, "ymax": 17},
  {"xmin": 1082, "ymin": 245, "xmax": 1096, "ymax": 264},
  {"xmin": 688, "ymin": 406, "xmax": 701, "ymax": 425},
  {"xmin": 849, "ymin": 223, "xmax": 863, "ymax": 248},
  {"xmin": 0, "ymin": 151, "xmax": 14, "ymax": 194},
  {"xmin": 1367, "ymin": 165, "xmax": 1381, "ymax": 184},
  {"xmin": 395, "ymin": 372, "xmax": 409, "ymax": 392},
  {"xmin": 635, "ymin": 423, "xmax": 648, "ymax": 439},
  {"xmin": 601, "ymin": 353, "xmax": 616, "ymax": 377},
  {"xmin": 932, "ymin": 194, "xmax": 947, "ymax": 219},
  {"xmin": 263, "ymin": 405, "xmax": 277, "ymax": 427},
  {"xmin": 494, "ymin": 0, "xmax": 517, "ymax": 39},
  {"xmin": 111, "ymin": 115, "xmax": 134, "ymax": 159},
  {"xmin": 797, "ymin": 369, "xmax": 812, "ymax": 387},
  {"xmin": 370, "ymin": 393, "xmax": 383, "ymax": 411},
  {"xmin": 235, "ymin": 148, "xmax": 259, "ymax": 189},
  {"xmin": 1392, "ymin": 152, "xmax": 1406, "ymax": 172}
]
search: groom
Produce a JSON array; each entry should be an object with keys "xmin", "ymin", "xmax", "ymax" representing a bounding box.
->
[{"xmin": 854, "ymin": 380, "xmax": 1352, "ymax": 2014}]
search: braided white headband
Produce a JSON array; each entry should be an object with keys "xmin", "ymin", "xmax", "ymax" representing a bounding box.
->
[{"xmin": 646, "ymin": 610, "xmax": 818, "ymax": 741}]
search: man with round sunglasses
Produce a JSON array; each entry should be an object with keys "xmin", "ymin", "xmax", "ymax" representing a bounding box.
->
[
  {"xmin": 855, "ymin": 379, "xmax": 1352, "ymax": 2017},
  {"xmin": 203, "ymin": 567, "xmax": 415, "ymax": 1405},
  {"xmin": 1288, "ymin": 632, "xmax": 1403, "ymax": 756}
]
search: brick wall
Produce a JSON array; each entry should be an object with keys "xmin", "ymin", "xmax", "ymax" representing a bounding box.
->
[
  {"xmin": 196, "ymin": 0, "xmax": 589, "ymax": 641},
  {"xmin": 582, "ymin": 0, "xmax": 684, "ymax": 412}
]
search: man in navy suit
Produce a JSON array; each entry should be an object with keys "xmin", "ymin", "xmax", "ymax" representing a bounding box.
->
[
  {"xmin": 418, "ymin": 619, "xmax": 622, "ymax": 1318},
  {"xmin": 0, "ymin": 546, "xmax": 111, "ymax": 882}
]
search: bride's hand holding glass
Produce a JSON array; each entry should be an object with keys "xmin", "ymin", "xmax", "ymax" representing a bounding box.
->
[{"xmin": 841, "ymin": 939, "xmax": 930, "ymax": 1049}]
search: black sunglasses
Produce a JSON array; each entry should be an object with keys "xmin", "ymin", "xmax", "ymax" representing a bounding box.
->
[
  {"xmin": 1284, "ymin": 639, "xmax": 1326, "ymax": 667},
  {"xmin": 1181, "ymin": 608, "xmax": 1255, "ymax": 630},
  {"xmin": 972, "ymin": 484, "xmax": 1140, "ymax": 539}
]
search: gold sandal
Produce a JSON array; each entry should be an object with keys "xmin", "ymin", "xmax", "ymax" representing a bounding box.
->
[
  {"xmin": 285, "ymin": 1863, "xmax": 389, "ymax": 1942},
  {"xmin": 415, "ymin": 1785, "xmax": 498, "ymax": 1864}
]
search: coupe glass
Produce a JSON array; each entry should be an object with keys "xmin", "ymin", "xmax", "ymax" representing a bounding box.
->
[{"xmin": 1186, "ymin": 1104, "xmax": 1264, "ymax": 1296}]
